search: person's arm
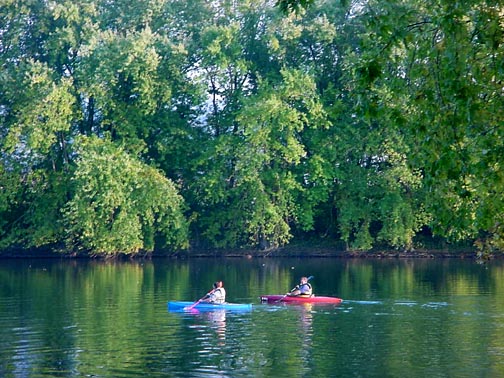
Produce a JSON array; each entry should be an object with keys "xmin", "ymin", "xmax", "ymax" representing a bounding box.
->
[{"xmin": 201, "ymin": 288, "xmax": 216, "ymax": 302}]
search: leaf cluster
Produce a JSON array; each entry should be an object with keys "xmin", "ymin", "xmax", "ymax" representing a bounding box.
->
[{"xmin": 1, "ymin": 0, "xmax": 503, "ymax": 256}]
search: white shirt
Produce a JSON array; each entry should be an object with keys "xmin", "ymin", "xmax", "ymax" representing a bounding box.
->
[{"xmin": 209, "ymin": 287, "xmax": 226, "ymax": 303}]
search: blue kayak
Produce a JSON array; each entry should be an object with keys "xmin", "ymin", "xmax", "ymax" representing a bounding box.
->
[{"xmin": 168, "ymin": 301, "xmax": 252, "ymax": 312}]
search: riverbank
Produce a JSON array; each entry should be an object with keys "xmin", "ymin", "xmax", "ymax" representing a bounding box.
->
[
  {"xmin": 183, "ymin": 237, "xmax": 482, "ymax": 259},
  {"xmin": 0, "ymin": 240, "xmax": 492, "ymax": 259},
  {"xmin": 185, "ymin": 246, "xmax": 480, "ymax": 259}
]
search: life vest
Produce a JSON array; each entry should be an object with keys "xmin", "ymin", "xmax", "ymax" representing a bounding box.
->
[
  {"xmin": 209, "ymin": 287, "xmax": 226, "ymax": 303},
  {"xmin": 299, "ymin": 282, "xmax": 312, "ymax": 296},
  {"xmin": 290, "ymin": 282, "xmax": 312, "ymax": 297}
]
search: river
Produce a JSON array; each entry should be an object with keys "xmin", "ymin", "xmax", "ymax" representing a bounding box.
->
[{"xmin": 1, "ymin": 257, "xmax": 503, "ymax": 377}]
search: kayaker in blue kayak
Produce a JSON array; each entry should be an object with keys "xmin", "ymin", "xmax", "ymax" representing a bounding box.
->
[
  {"xmin": 201, "ymin": 281, "xmax": 226, "ymax": 304},
  {"xmin": 287, "ymin": 276, "xmax": 313, "ymax": 297}
]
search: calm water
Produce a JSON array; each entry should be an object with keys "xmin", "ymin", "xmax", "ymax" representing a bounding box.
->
[{"xmin": 1, "ymin": 257, "xmax": 503, "ymax": 377}]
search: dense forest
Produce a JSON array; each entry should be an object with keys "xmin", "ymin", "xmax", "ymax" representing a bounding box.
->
[{"xmin": 1, "ymin": 0, "xmax": 503, "ymax": 257}]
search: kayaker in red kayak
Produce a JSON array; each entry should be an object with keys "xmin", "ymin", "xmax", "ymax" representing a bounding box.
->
[
  {"xmin": 287, "ymin": 276, "xmax": 313, "ymax": 297},
  {"xmin": 201, "ymin": 281, "xmax": 226, "ymax": 304}
]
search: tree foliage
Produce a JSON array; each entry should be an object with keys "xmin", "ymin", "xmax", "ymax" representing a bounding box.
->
[
  {"xmin": 62, "ymin": 136, "xmax": 188, "ymax": 255},
  {"xmin": 1, "ymin": 0, "xmax": 503, "ymax": 256}
]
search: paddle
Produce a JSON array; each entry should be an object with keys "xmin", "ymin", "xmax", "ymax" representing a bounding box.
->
[
  {"xmin": 184, "ymin": 288, "xmax": 215, "ymax": 310},
  {"xmin": 276, "ymin": 275, "xmax": 314, "ymax": 303}
]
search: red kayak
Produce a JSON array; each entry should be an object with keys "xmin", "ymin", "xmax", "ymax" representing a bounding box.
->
[{"xmin": 260, "ymin": 295, "xmax": 342, "ymax": 304}]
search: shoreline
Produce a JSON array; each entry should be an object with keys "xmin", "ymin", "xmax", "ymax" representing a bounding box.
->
[{"xmin": 0, "ymin": 245, "xmax": 492, "ymax": 260}]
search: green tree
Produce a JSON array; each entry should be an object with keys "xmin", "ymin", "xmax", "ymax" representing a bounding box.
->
[
  {"xmin": 0, "ymin": 55, "xmax": 76, "ymax": 249},
  {"xmin": 346, "ymin": 0, "xmax": 504, "ymax": 251},
  {"xmin": 1, "ymin": 0, "xmax": 192, "ymax": 255},
  {"xmin": 194, "ymin": 68, "xmax": 326, "ymax": 249},
  {"xmin": 275, "ymin": 0, "xmax": 316, "ymax": 14},
  {"xmin": 276, "ymin": 0, "xmax": 504, "ymax": 253},
  {"xmin": 62, "ymin": 136, "xmax": 188, "ymax": 256},
  {"xmin": 1, "ymin": 0, "xmax": 504, "ymax": 256}
]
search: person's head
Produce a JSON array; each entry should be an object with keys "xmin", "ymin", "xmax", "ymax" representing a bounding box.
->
[
  {"xmin": 300, "ymin": 277, "xmax": 308, "ymax": 284},
  {"xmin": 213, "ymin": 281, "xmax": 223, "ymax": 288}
]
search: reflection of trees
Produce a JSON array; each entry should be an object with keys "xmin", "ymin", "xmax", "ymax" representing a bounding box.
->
[
  {"xmin": 2, "ymin": 258, "xmax": 504, "ymax": 376},
  {"xmin": 0, "ymin": 259, "xmax": 205, "ymax": 376},
  {"xmin": 337, "ymin": 259, "xmax": 499, "ymax": 299}
]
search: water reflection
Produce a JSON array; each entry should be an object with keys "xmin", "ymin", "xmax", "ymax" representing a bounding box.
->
[
  {"xmin": 299, "ymin": 303, "xmax": 313, "ymax": 330},
  {"xmin": 1, "ymin": 257, "xmax": 504, "ymax": 377},
  {"xmin": 191, "ymin": 309, "xmax": 227, "ymax": 346},
  {"xmin": 298, "ymin": 303, "xmax": 313, "ymax": 363}
]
